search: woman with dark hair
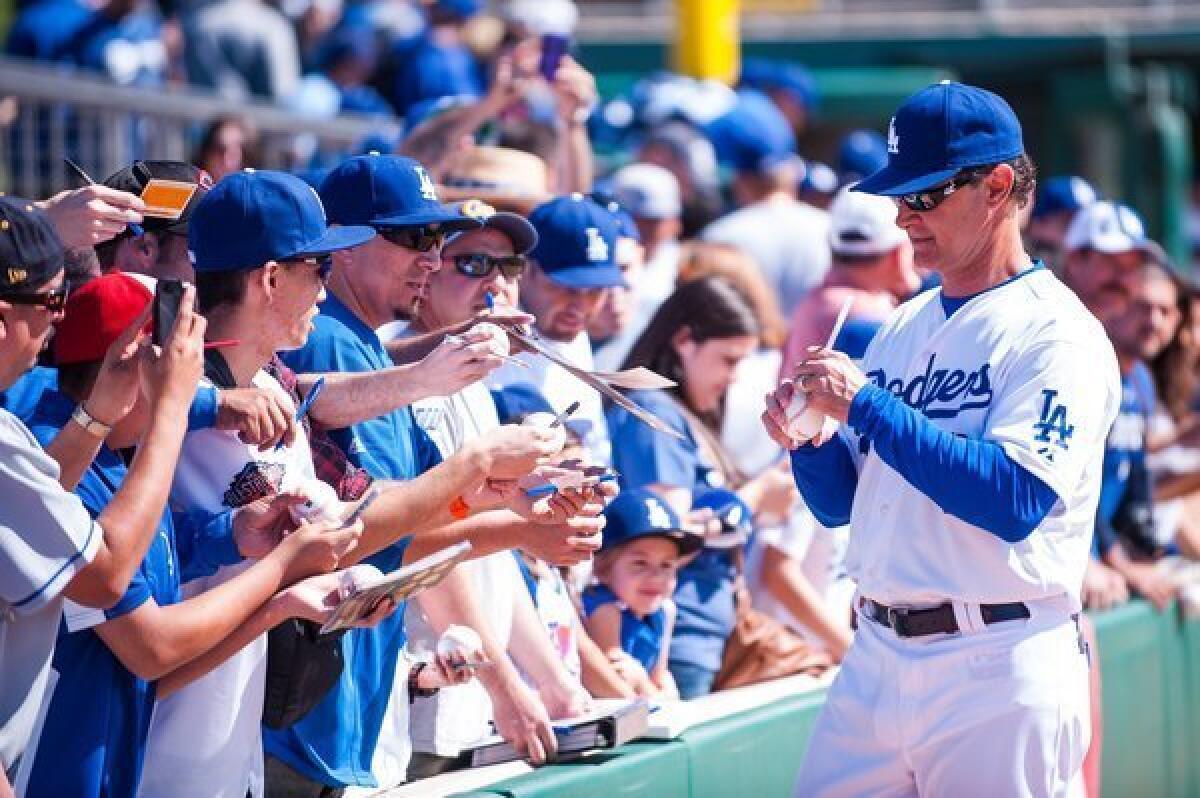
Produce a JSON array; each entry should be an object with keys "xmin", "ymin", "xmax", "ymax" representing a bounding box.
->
[
  {"xmin": 192, "ymin": 116, "xmax": 261, "ymax": 183},
  {"xmin": 608, "ymin": 275, "xmax": 796, "ymax": 698}
]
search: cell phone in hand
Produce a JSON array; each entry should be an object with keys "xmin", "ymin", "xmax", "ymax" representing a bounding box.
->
[
  {"xmin": 539, "ymin": 33, "xmax": 570, "ymax": 81},
  {"xmin": 152, "ymin": 278, "xmax": 185, "ymax": 347}
]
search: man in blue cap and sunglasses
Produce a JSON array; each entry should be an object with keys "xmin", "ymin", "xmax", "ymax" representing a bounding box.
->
[{"xmin": 764, "ymin": 82, "xmax": 1120, "ymax": 796}]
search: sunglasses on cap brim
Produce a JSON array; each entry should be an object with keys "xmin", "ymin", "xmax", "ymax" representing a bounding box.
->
[
  {"xmin": 0, "ymin": 285, "xmax": 69, "ymax": 312},
  {"xmin": 378, "ymin": 226, "xmax": 446, "ymax": 252},
  {"xmin": 450, "ymin": 253, "xmax": 528, "ymax": 279}
]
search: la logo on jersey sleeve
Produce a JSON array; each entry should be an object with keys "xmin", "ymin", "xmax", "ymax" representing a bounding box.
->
[{"xmin": 1033, "ymin": 389, "xmax": 1074, "ymax": 462}]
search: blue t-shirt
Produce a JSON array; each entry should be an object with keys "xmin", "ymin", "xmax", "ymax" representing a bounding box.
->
[
  {"xmin": 270, "ymin": 292, "xmax": 436, "ymax": 787},
  {"xmin": 388, "ymin": 34, "xmax": 484, "ymax": 116},
  {"xmin": 24, "ymin": 390, "xmax": 181, "ymax": 798},
  {"xmin": 581, "ymin": 584, "xmax": 666, "ymax": 674},
  {"xmin": 5, "ymin": 0, "xmax": 93, "ymax": 60},
  {"xmin": 0, "ymin": 366, "xmax": 59, "ymax": 423},
  {"xmin": 606, "ymin": 389, "xmax": 737, "ymax": 673},
  {"xmin": 1092, "ymin": 364, "xmax": 1154, "ymax": 558}
]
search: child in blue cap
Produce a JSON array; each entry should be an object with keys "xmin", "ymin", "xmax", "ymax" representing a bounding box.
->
[{"xmin": 583, "ymin": 488, "xmax": 702, "ymax": 699}]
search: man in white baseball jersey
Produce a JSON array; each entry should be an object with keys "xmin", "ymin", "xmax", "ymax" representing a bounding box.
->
[{"xmin": 763, "ymin": 82, "xmax": 1120, "ymax": 797}]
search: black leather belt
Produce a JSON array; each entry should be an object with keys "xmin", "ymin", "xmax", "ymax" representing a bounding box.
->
[{"xmin": 861, "ymin": 598, "xmax": 1030, "ymax": 638}]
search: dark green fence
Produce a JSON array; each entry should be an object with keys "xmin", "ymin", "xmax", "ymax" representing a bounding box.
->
[{"xmin": 452, "ymin": 601, "xmax": 1200, "ymax": 798}]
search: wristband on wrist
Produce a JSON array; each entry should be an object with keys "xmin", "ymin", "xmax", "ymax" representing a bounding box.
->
[
  {"xmin": 449, "ymin": 495, "xmax": 470, "ymax": 520},
  {"xmin": 72, "ymin": 403, "xmax": 113, "ymax": 438}
]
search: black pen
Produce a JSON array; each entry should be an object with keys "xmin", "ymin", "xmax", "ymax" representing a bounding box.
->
[{"xmin": 64, "ymin": 157, "xmax": 144, "ymax": 236}]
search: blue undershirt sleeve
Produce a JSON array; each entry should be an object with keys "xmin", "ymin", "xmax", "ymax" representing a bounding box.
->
[
  {"xmin": 186, "ymin": 385, "xmax": 219, "ymax": 431},
  {"xmin": 173, "ymin": 508, "xmax": 241, "ymax": 583},
  {"xmin": 789, "ymin": 436, "xmax": 859, "ymax": 528},
  {"xmin": 848, "ymin": 383, "xmax": 1059, "ymax": 543}
]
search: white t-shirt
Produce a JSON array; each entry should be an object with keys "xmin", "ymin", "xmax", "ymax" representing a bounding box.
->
[
  {"xmin": 486, "ymin": 331, "xmax": 611, "ymax": 465},
  {"xmin": 139, "ymin": 371, "xmax": 320, "ymax": 798},
  {"xmin": 701, "ymin": 197, "xmax": 831, "ymax": 316},
  {"xmin": 369, "ymin": 381, "xmax": 520, "ymax": 770},
  {"xmin": 0, "ymin": 409, "xmax": 100, "ymax": 771}
]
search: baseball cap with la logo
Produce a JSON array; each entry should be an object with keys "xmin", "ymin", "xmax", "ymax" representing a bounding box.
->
[
  {"xmin": 528, "ymin": 195, "xmax": 626, "ymax": 289},
  {"xmin": 855, "ymin": 81, "xmax": 1025, "ymax": 197},
  {"xmin": 319, "ymin": 153, "xmax": 482, "ymax": 232}
]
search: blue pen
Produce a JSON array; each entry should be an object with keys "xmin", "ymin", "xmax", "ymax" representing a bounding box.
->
[
  {"xmin": 276, "ymin": 376, "xmax": 325, "ymax": 449},
  {"xmin": 295, "ymin": 376, "xmax": 325, "ymax": 421},
  {"xmin": 524, "ymin": 472, "xmax": 616, "ymax": 498},
  {"xmin": 484, "ymin": 291, "xmax": 495, "ymax": 312}
]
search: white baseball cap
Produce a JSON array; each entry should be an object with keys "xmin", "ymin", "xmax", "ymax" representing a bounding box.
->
[
  {"xmin": 610, "ymin": 162, "xmax": 682, "ymax": 220},
  {"xmin": 1063, "ymin": 201, "xmax": 1153, "ymax": 254},
  {"xmin": 828, "ymin": 187, "xmax": 908, "ymax": 257}
]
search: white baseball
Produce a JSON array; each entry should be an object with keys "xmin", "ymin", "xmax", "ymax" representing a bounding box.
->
[
  {"xmin": 522, "ymin": 410, "xmax": 568, "ymax": 451},
  {"xmin": 436, "ymin": 624, "xmax": 483, "ymax": 660},
  {"xmin": 469, "ymin": 322, "xmax": 511, "ymax": 359},
  {"xmin": 289, "ymin": 479, "xmax": 342, "ymax": 525},
  {"xmin": 784, "ymin": 389, "xmax": 826, "ymax": 441}
]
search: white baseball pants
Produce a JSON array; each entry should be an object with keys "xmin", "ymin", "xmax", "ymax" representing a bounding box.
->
[{"xmin": 794, "ymin": 601, "xmax": 1090, "ymax": 798}]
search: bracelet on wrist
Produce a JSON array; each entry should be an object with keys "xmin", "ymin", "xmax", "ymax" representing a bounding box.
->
[{"xmin": 72, "ymin": 403, "xmax": 113, "ymax": 438}]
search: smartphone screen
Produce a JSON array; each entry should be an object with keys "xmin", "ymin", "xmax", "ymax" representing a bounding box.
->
[
  {"xmin": 141, "ymin": 178, "xmax": 198, "ymax": 221},
  {"xmin": 153, "ymin": 278, "xmax": 185, "ymax": 346},
  {"xmin": 539, "ymin": 33, "xmax": 569, "ymax": 81}
]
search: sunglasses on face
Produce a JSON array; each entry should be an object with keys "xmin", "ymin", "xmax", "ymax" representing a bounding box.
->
[
  {"xmin": 378, "ymin": 226, "xmax": 445, "ymax": 253},
  {"xmin": 281, "ymin": 255, "xmax": 333, "ymax": 282},
  {"xmin": 0, "ymin": 285, "xmax": 69, "ymax": 313},
  {"xmin": 897, "ymin": 172, "xmax": 979, "ymax": 212},
  {"xmin": 450, "ymin": 253, "xmax": 528, "ymax": 279}
]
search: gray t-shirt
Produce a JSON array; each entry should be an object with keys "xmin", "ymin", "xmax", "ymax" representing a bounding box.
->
[{"xmin": 0, "ymin": 408, "xmax": 100, "ymax": 770}]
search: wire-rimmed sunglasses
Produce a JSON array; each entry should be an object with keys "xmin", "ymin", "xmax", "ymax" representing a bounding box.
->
[
  {"xmin": 378, "ymin": 226, "xmax": 446, "ymax": 253},
  {"xmin": 450, "ymin": 253, "xmax": 528, "ymax": 279},
  {"xmin": 0, "ymin": 284, "xmax": 69, "ymax": 312}
]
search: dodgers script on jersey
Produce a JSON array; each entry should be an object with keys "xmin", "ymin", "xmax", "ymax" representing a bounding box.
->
[{"xmin": 839, "ymin": 267, "xmax": 1120, "ymax": 609}]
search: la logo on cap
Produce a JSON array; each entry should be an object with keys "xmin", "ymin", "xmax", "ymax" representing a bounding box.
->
[
  {"xmin": 645, "ymin": 497, "xmax": 672, "ymax": 529},
  {"xmin": 415, "ymin": 166, "xmax": 438, "ymax": 202},
  {"xmin": 585, "ymin": 227, "xmax": 608, "ymax": 262},
  {"xmin": 887, "ymin": 118, "xmax": 900, "ymax": 155}
]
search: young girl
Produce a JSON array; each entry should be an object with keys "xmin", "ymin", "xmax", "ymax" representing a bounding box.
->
[{"xmin": 583, "ymin": 488, "xmax": 702, "ymax": 699}]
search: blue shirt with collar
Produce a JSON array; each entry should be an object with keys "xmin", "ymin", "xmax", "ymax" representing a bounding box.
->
[
  {"xmin": 22, "ymin": 389, "xmax": 183, "ymax": 798},
  {"xmin": 271, "ymin": 291, "xmax": 434, "ymax": 788}
]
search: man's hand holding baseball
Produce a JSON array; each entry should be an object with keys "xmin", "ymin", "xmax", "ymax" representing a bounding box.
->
[{"xmin": 792, "ymin": 346, "xmax": 869, "ymax": 423}]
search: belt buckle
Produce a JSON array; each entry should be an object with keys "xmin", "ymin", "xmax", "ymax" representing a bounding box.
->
[{"xmin": 886, "ymin": 605, "xmax": 909, "ymax": 632}]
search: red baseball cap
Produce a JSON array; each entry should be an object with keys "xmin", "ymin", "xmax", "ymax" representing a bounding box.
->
[{"xmin": 54, "ymin": 272, "xmax": 154, "ymax": 365}]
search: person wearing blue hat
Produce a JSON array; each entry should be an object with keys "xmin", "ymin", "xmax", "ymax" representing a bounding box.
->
[
  {"xmin": 1027, "ymin": 175, "xmax": 1098, "ymax": 267},
  {"xmin": 397, "ymin": 206, "xmax": 615, "ymax": 781},
  {"xmin": 837, "ymin": 129, "xmax": 890, "ymax": 185},
  {"xmin": 738, "ymin": 57, "xmax": 819, "ymax": 136},
  {"xmin": 583, "ymin": 488, "xmax": 703, "ymax": 699},
  {"xmin": 701, "ymin": 89, "xmax": 831, "ymax": 316},
  {"xmin": 485, "ymin": 194, "xmax": 625, "ymax": 465},
  {"xmin": 268, "ymin": 159, "xmax": 579, "ymax": 790},
  {"xmin": 765, "ymin": 81, "xmax": 1119, "ymax": 796}
]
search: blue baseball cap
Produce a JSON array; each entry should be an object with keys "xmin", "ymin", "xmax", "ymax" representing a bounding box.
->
[
  {"xmin": 692, "ymin": 489, "xmax": 754, "ymax": 544},
  {"xmin": 490, "ymin": 383, "xmax": 554, "ymax": 424},
  {"xmin": 529, "ymin": 195, "xmax": 626, "ymax": 289},
  {"xmin": 703, "ymin": 89, "xmax": 796, "ymax": 175},
  {"xmin": 318, "ymin": 154, "xmax": 481, "ymax": 231},
  {"xmin": 854, "ymin": 81, "xmax": 1025, "ymax": 197},
  {"xmin": 837, "ymin": 129, "xmax": 889, "ymax": 183},
  {"xmin": 188, "ymin": 170, "xmax": 375, "ymax": 272},
  {"xmin": 1033, "ymin": 176, "xmax": 1098, "ymax": 220},
  {"xmin": 601, "ymin": 488, "xmax": 704, "ymax": 556},
  {"xmin": 739, "ymin": 58, "xmax": 819, "ymax": 113}
]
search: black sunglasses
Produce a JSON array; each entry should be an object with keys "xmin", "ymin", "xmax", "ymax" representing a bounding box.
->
[
  {"xmin": 378, "ymin": 226, "xmax": 445, "ymax": 253},
  {"xmin": 897, "ymin": 172, "xmax": 980, "ymax": 212},
  {"xmin": 0, "ymin": 285, "xmax": 69, "ymax": 312},
  {"xmin": 281, "ymin": 255, "xmax": 333, "ymax": 282},
  {"xmin": 450, "ymin": 253, "xmax": 527, "ymax": 279}
]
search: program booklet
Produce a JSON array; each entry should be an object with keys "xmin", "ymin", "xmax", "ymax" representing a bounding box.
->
[
  {"xmin": 458, "ymin": 699, "xmax": 651, "ymax": 767},
  {"xmin": 318, "ymin": 541, "xmax": 472, "ymax": 634}
]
